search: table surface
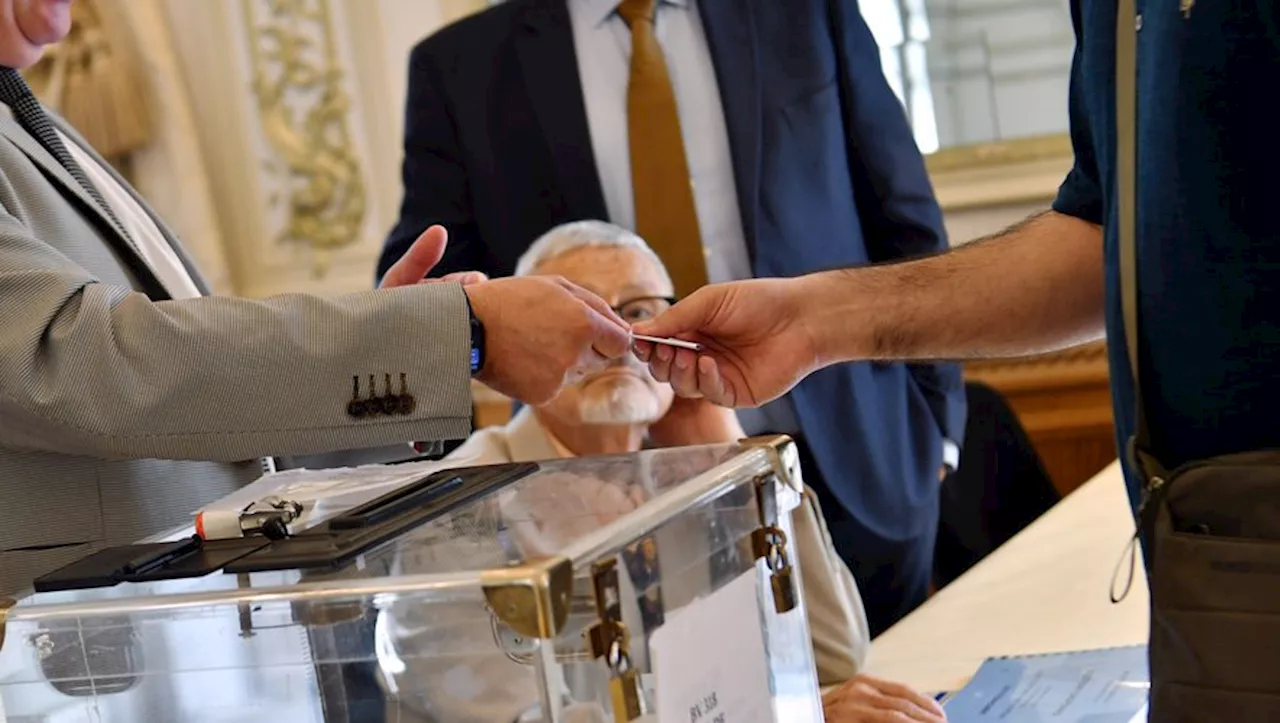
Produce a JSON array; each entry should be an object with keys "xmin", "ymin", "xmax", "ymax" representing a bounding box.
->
[{"xmin": 863, "ymin": 460, "xmax": 1149, "ymax": 694}]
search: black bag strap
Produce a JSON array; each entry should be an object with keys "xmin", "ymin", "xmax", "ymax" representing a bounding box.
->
[{"xmin": 1115, "ymin": 0, "xmax": 1164, "ymax": 482}]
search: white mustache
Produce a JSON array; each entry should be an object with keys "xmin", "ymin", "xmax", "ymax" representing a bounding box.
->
[
  {"xmin": 564, "ymin": 359, "xmax": 652, "ymax": 388},
  {"xmin": 601, "ymin": 357, "xmax": 650, "ymax": 374}
]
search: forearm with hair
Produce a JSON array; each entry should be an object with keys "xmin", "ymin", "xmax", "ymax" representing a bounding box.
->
[{"xmin": 800, "ymin": 210, "xmax": 1105, "ymax": 365}]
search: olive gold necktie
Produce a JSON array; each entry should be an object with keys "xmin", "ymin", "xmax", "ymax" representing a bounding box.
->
[{"xmin": 617, "ymin": 0, "xmax": 709, "ymax": 297}]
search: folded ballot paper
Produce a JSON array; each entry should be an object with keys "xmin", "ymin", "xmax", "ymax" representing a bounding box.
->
[{"xmin": 941, "ymin": 645, "xmax": 1149, "ymax": 723}]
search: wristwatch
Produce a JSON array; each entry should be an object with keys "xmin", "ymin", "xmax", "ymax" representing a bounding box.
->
[{"xmin": 465, "ymin": 294, "xmax": 485, "ymax": 376}]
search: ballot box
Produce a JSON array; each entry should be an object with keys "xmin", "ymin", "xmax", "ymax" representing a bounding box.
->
[{"xmin": 0, "ymin": 437, "xmax": 822, "ymax": 722}]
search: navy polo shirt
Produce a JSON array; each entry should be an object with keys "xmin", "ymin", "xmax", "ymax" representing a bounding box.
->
[{"xmin": 1053, "ymin": 0, "xmax": 1280, "ymax": 511}]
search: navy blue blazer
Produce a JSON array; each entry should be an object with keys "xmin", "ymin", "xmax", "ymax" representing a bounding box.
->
[{"xmin": 379, "ymin": 0, "xmax": 967, "ymax": 542}]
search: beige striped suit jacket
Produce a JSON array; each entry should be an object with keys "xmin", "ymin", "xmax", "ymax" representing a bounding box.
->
[{"xmin": 0, "ymin": 109, "xmax": 473, "ymax": 596}]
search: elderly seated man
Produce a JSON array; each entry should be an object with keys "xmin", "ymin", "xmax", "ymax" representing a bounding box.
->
[{"xmin": 381, "ymin": 221, "xmax": 945, "ymax": 723}]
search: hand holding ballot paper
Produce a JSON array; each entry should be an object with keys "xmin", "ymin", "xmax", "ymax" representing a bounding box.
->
[
  {"xmin": 383, "ymin": 225, "xmax": 709, "ymax": 406},
  {"xmin": 632, "ymin": 278, "xmax": 823, "ymax": 408},
  {"xmin": 381, "ymin": 225, "xmax": 632, "ymax": 404}
]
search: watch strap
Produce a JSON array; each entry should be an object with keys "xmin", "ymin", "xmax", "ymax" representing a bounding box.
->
[{"xmin": 464, "ymin": 292, "xmax": 485, "ymax": 376}]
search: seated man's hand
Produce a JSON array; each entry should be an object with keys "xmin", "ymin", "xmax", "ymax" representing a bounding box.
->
[
  {"xmin": 822, "ymin": 675, "xmax": 946, "ymax": 723},
  {"xmin": 646, "ymin": 395, "xmax": 744, "ymax": 448}
]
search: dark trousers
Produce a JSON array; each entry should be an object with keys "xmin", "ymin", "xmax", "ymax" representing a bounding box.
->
[{"xmin": 793, "ymin": 436, "xmax": 935, "ymax": 638}]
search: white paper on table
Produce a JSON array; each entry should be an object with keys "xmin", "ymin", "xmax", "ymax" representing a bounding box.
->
[
  {"xmin": 650, "ymin": 569, "xmax": 775, "ymax": 723},
  {"xmin": 1127, "ymin": 703, "xmax": 1149, "ymax": 723}
]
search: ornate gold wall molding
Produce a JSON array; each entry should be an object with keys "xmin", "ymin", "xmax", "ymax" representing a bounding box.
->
[{"xmin": 243, "ymin": 0, "xmax": 367, "ymax": 277}]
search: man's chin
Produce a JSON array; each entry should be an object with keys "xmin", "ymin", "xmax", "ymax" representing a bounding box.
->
[
  {"xmin": 19, "ymin": 4, "xmax": 72, "ymax": 47},
  {"xmin": 0, "ymin": 42, "xmax": 48, "ymax": 70}
]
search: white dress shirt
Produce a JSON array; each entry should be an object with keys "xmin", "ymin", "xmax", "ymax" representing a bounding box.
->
[{"xmin": 60, "ymin": 130, "xmax": 203, "ymax": 300}]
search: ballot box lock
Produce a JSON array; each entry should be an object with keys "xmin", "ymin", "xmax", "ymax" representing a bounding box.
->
[
  {"xmin": 752, "ymin": 474, "xmax": 798, "ymax": 615},
  {"xmin": 586, "ymin": 558, "xmax": 646, "ymax": 721},
  {"xmin": 754, "ymin": 527, "xmax": 798, "ymax": 614}
]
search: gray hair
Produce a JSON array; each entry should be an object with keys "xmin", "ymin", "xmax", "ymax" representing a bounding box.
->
[{"xmin": 514, "ymin": 220, "xmax": 674, "ymax": 291}]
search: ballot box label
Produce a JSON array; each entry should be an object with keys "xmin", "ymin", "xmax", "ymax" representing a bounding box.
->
[{"xmin": 650, "ymin": 568, "xmax": 775, "ymax": 723}]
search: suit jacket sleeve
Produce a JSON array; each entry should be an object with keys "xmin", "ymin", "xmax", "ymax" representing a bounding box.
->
[
  {"xmin": 378, "ymin": 40, "xmax": 489, "ymax": 282},
  {"xmin": 827, "ymin": 0, "xmax": 967, "ymax": 447},
  {"xmin": 0, "ymin": 212, "xmax": 473, "ymax": 462}
]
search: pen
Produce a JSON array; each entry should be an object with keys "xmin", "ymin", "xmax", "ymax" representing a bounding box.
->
[{"xmin": 632, "ymin": 334, "xmax": 703, "ymax": 352}]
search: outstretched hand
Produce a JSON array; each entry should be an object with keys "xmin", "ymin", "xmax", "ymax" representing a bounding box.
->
[{"xmin": 632, "ymin": 278, "xmax": 823, "ymax": 408}]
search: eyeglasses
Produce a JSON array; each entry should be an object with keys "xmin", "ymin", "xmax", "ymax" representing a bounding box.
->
[{"xmin": 613, "ymin": 296, "xmax": 677, "ymax": 323}]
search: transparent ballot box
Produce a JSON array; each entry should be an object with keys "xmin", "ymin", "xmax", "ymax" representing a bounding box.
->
[{"xmin": 0, "ymin": 437, "xmax": 822, "ymax": 722}]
